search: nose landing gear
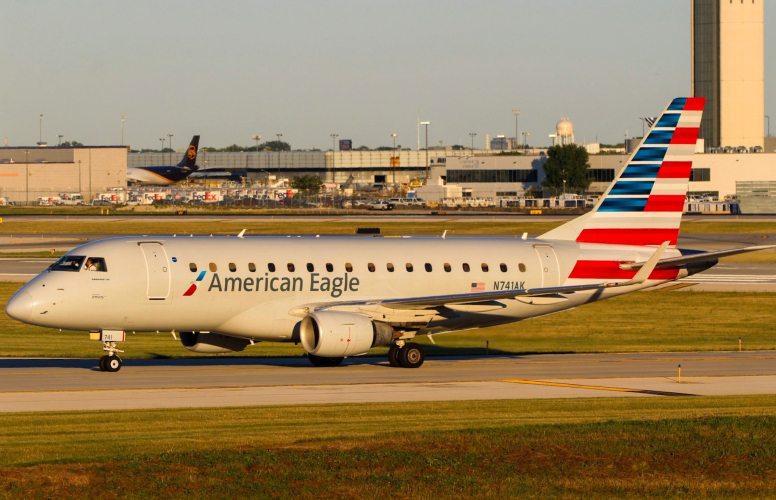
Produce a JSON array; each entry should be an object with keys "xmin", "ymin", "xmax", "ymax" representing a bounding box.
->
[{"xmin": 98, "ymin": 341, "xmax": 124, "ymax": 372}]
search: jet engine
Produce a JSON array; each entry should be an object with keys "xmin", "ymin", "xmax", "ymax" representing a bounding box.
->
[
  {"xmin": 179, "ymin": 332, "xmax": 251, "ymax": 354},
  {"xmin": 300, "ymin": 311, "xmax": 394, "ymax": 358}
]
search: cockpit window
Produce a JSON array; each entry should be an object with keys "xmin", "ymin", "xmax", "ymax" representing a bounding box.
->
[
  {"xmin": 50, "ymin": 255, "xmax": 85, "ymax": 272},
  {"xmin": 84, "ymin": 257, "xmax": 107, "ymax": 272}
]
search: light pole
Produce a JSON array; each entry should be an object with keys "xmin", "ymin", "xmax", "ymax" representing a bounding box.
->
[
  {"xmin": 122, "ymin": 114, "xmax": 126, "ymax": 146},
  {"xmin": 25, "ymin": 150, "xmax": 29, "ymax": 205},
  {"xmin": 167, "ymin": 134, "xmax": 173, "ymax": 166},
  {"xmin": 639, "ymin": 117, "xmax": 646, "ymax": 137},
  {"xmin": 330, "ymin": 134, "xmax": 338, "ymax": 182},
  {"xmin": 57, "ymin": 135, "xmax": 63, "ymax": 146},
  {"xmin": 767, "ymin": 116, "xmax": 771, "ymax": 137},
  {"xmin": 38, "ymin": 114, "xmax": 43, "ymax": 145},
  {"xmin": 420, "ymin": 121, "xmax": 430, "ymax": 180},
  {"xmin": 252, "ymin": 135, "xmax": 261, "ymax": 169},
  {"xmin": 469, "ymin": 133, "xmax": 477, "ymax": 155},
  {"xmin": 512, "ymin": 109, "xmax": 520, "ymax": 151},
  {"xmin": 276, "ymin": 134, "xmax": 283, "ymax": 170},
  {"xmin": 522, "ymin": 132, "xmax": 530, "ymax": 152}
]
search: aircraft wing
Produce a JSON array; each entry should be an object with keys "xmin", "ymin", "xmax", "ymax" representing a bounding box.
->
[
  {"xmin": 298, "ymin": 242, "xmax": 670, "ymax": 313},
  {"xmin": 619, "ymin": 245, "xmax": 775, "ymax": 271}
]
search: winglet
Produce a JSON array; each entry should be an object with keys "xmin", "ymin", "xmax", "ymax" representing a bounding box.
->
[
  {"xmin": 612, "ymin": 241, "xmax": 669, "ymax": 287},
  {"xmin": 237, "ymin": 229, "xmax": 246, "ymax": 239}
]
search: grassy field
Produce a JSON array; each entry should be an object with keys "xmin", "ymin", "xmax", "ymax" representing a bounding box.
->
[
  {"xmin": 1, "ymin": 281, "xmax": 774, "ymax": 358},
  {"xmin": 0, "ymin": 396, "xmax": 775, "ymax": 498},
  {"xmin": 4, "ymin": 218, "xmax": 776, "ymax": 236}
]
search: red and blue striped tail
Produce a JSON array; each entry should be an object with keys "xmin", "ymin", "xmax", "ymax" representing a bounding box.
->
[{"xmin": 541, "ymin": 97, "xmax": 704, "ymax": 247}]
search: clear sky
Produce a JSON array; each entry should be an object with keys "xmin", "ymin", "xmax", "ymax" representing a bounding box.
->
[{"xmin": 1, "ymin": 0, "xmax": 773, "ymax": 150}]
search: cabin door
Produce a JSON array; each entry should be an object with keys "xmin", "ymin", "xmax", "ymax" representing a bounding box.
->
[
  {"xmin": 139, "ymin": 243, "xmax": 171, "ymax": 300},
  {"xmin": 534, "ymin": 245, "xmax": 560, "ymax": 287}
]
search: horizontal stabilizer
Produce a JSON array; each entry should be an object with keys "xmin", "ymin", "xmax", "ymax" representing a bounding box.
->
[{"xmin": 619, "ymin": 245, "xmax": 776, "ymax": 271}]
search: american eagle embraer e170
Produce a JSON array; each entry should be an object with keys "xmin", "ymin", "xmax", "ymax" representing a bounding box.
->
[
  {"xmin": 5, "ymin": 98, "xmax": 773, "ymax": 371},
  {"xmin": 127, "ymin": 135, "xmax": 200, "ymax": 186}
]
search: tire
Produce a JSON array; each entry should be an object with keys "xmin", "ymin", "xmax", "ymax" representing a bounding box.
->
[
  {"xmin": 388, "ymin": 344, "xmax": 401, "ymax": 367},
  {"xmin": 105, "ymin": 355, "xmax": 122, "ymax": 372},
  {"xmin": 98, "ymin": 355, "xmax": 109, "ymax": 372},
  {"xmin": 308, "ymin": 354, "xmax": 344, "ymax": 367},
  {"xmin": 398, "ymin": 343, "xmax": 425, "ymax": 368}
]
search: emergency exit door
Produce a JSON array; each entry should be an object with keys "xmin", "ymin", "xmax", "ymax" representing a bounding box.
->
[
  {"xmin": 534, "ymin": 245, "xmax": 560, "ymax": 287},
  {"xmin": 139, "ymin": 243, "xmax": 171, "ymax": 300}
]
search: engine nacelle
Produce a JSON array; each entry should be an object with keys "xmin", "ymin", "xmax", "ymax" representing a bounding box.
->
[
  {"xmin": 179, "ymin": 332, "xmax": 251, "ymax": 354},
  {"xmin": 300, "ymin": 311, "xmax": 394, "ymax": 358}
]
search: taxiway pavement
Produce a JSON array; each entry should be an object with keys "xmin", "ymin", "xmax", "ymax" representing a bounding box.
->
[{"xmin": 0, "ymin": 352, "xmax": 773, "ymax": 413}]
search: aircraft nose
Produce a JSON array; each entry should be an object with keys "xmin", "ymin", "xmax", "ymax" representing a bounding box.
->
[{"xmin": 5, "ymin": 289, "xmax": 33, "ymax": 322}]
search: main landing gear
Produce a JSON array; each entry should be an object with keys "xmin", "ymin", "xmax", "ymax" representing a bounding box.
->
[
  {"xmin": 388, "ymin": 342, "xmax": 425, "ymax": 369},
  {"xmin": 98, "ymin": 341, "xmax": 123, "ymax": 372}
]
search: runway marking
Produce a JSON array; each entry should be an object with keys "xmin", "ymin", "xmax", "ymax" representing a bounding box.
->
[
  {"xmin": 500, "ymin": 379, "xmax": 697, "ymax": 397},
  {"xmin": 657, "ymin": 283, "xmax": 698, "ymax": 291}
]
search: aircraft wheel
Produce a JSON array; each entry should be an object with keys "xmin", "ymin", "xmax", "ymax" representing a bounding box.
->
[
  {"xmin": 388, "ymin": 344, "xmax": 401, "ymax": 367},
  {"xmin": 105, "ymin": 355, "xmax": 122, "ymax": 373},
  {"xmin": 398, "ymin": 343, "xmax": 424, "ymax": 368},
  {"xmin": 98, "ymin": 355, "xmax": 109, "ymax": 372},
  {"xmin": 308, "ymin": 354, "xmax": 344, "ymax": 367}
]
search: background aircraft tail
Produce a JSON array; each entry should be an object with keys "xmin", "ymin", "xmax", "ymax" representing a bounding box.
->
[
  {"xmin": 176, "ymin": 135, "xmax": 200, "ymax": 170},
  {"xmin": 539, "ymin": 97, "xmax": 704, "ymax": 247}
]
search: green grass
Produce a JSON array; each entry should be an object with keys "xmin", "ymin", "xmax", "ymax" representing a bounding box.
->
[
  {"xmin": 1, "ymin": 282, "xmax": 774, "ymax": 358},
  {"xmin": 4, "ymin": 218, "xmax": 776, "ymax": 236},
  {"xmin": 1, "ymin": 396, "xmax": 775, "ymax": 498}
]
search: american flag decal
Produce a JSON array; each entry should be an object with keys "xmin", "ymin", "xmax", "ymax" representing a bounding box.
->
[{"xmin": 471, "ymin": 282, "xmax": 485, "ymax": 292}]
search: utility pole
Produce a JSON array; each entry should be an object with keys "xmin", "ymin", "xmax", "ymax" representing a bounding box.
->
[
  {"xmin": 512, "ymin": 109, "xmax": 520, "ymax": 151},
  {"xmin": 766, "ymin": 116, "xmax": 771, "ymax": 137},
  {"xmin": 639, "ymin": 117, "xmax": 646, "ymax": 137},
  {"xmin": 252, "ymin": 135, "xmax": 261, "ymax": 170},
  {"xmin": 420, "ymin": 121, "xmax": 430, "ymax": 180},
  {"xmin": 38, "ymin": 115, "xmax": 43, "ymax": 145}
]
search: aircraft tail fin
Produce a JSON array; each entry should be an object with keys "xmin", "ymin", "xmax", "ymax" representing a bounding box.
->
[
  {"xmin": 177, "ymin": 135, "xmax": 200, "ymax": 170},
  {"xmin": 539, "ymin": 97, "xmax": 704, "ymax": 247}
]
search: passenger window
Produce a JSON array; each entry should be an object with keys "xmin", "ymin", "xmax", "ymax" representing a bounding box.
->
[
  {"xmin": 50, "ymin": 255, "xmax": 85, "ymax": 272},
  {"xmin": 189, "ymin": 263, "xmax": 197, "ymax": 273},
  {"xmin": 268, "ymin": 263, "xmax": 276, "ymax": 272},
  {"xmin": 287, "ymin": 263, "xmax": 295, "ymax": 272},
  {"xmin": 368, "ymin": 263, "xmax": 376, "ymax": 272},
  {"xmin": 248, "ymin": 263, "xmax": 256, "ymax": 272},
  {"xmin": 345, "ymin": 263, "xmax": 353, "ymax": 272},
  {"xmin": 326, "ymin": 263, "xmax": 333, "ymax": 272},
  {"xmin": 229, "ymin": 263, "xmax": 237, "ymax": 272},
  {"xmin": 425, "ymin": 263, "xmax": 432, "ymax": 272},
  {"xmin": 481, "ymin": 263, "xmax": 489, "ymax": 272},
  {"xmin": 462, "ymin": 263, "xmax": 470, "ymax": 272},
  {"xmin": 387, "ymin": 263, "xmax": 394, "ymax": 272},
  {"xmin": 444, "ymin": 263, "xmax": 451, "ymax": 272},
  {"xmin": 406, "ymin": 263, "xmax": 414, "ymax": 272},
  {"xmin": 500, "ymin": 263, "xmax": 508, "ymax": 272},
  {"xmin": 519, "ymin": 263, "xmax": 527, "ymax": 272},
  {"xmin": 209, "ymin": 263, "xmax": 217, "ymax": 272},
  {"xmin": 307, "ymin": 263, "xmax": 314, "ymax": 272}
]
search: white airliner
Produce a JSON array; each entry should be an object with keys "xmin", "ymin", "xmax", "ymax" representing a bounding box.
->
[{"xmin": 5, "ymin": 98, "xmax": 772, "ymax": 372}]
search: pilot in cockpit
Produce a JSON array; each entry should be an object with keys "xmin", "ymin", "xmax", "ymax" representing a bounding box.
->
[{"xmin": 85, "ymin": 258, "xmax": 97, "ymax": 271}]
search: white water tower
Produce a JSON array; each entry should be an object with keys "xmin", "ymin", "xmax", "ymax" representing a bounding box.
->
[{"xmin": 555, "ymin": 118, "xmax": 575, "ymax": 146}]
